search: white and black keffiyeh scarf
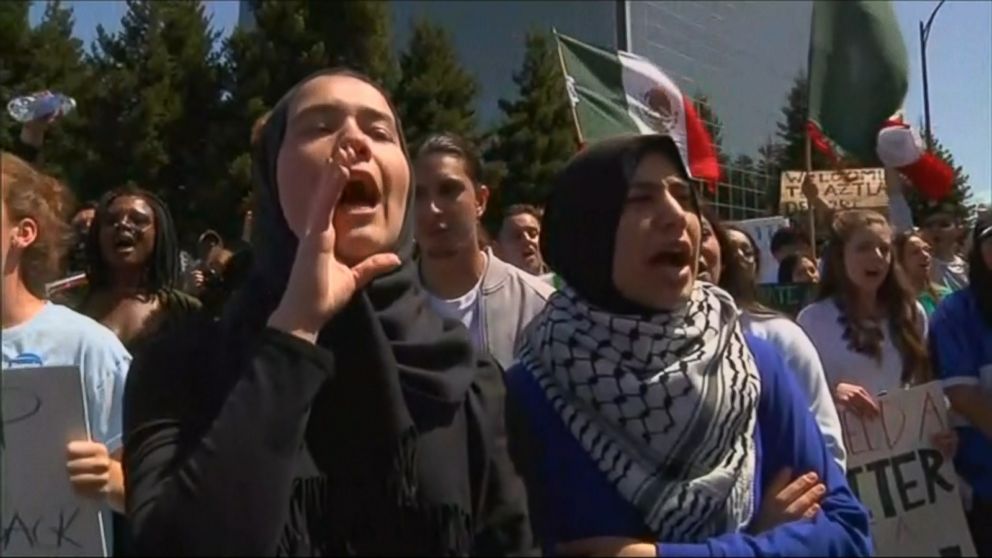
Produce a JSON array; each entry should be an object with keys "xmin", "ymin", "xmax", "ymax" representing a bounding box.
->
[{"xmin": 518, "ymin": 282, "xmax": 761, "ymax": 541}]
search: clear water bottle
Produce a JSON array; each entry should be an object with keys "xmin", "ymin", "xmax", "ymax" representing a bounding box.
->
[{"xmin": 7, "ymin": 91, "xmax": 76, "ymax": 123}]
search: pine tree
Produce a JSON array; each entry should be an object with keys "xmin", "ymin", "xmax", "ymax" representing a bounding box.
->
[
  {"xmin": 485, "ymin": 32, "xmax": 578, "ymax": 219},
  {"xmin": 0, "ymin": 0, "xmax": 90, "ymax": 175},
  {"xmin": 20, "ymin": 0, "xmax": 93, "ymax": 188},
  {"xmin": 307, "ymin": 0, "xmax": 397, "ymax": 88},
  {"xmin": 0, "ymin": 0, "xmax": 32, "ymax": 151},
  {"xmin": 83, "ymin": 0, "xmax": 226, "ymax": 240},
  {"xmin": 774, "ymin": 72, "xmax": 834, "ymax": 174},
  {"xmin": 218, "ymin": 0, "xmax": 399, "ymax": 231},
  {"xmin": 904, "ymin": 128, "xmax": 974, "ymax": 222},
  {"xmin": 394, "ymin": 18, "xmax": 478, "ymax": 151}
]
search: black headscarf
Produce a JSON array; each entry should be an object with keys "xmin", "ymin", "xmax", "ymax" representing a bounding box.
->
[
  {"xmin": 221, "ymin": 68, "xmax": 486, "ymax": 551},
  {"xmin": 540, "ymin": 134, "xmax": 694, "ymax": 315}
]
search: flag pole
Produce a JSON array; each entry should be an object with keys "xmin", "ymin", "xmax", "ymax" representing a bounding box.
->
[
  {"xmin": 552, "ymin": 28, "xmax": 585, "ymax": 146},
  {"xmin": 805, "ymin": 131, "xmax": 817, "ymax": 260}
]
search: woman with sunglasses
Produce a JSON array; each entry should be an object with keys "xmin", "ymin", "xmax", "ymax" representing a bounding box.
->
[
  {"xmin": 78, "ymin": 187, "xmax": 200, "ymax": 355},
  {"xmin": 707, "ymin": 218, "xmax": 845, "ymax": 469}
]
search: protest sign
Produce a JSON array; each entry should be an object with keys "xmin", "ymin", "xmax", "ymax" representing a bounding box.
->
[
  {"xmin": 841, "ymin": 382, "xmax": 976, "ymax": 557},
  {"xmin": 756, "ymin": 283, "xmax": 815, "ymax": 317},
  {"xmin": 779, "ymin": 168, "xmax": 888, "ymax": 215},
  {"xmin": 730, "ymin": 216, "xmax": 790, "ymax": 285},
  {"xmin": 1, "ymin": 367, "xmax": 107, "ymax": 557}
]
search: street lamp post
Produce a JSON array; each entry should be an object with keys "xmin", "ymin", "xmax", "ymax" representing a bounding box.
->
[{"xmin": 919, "ymin": 0, "xmax": 947, "ymax": 151}]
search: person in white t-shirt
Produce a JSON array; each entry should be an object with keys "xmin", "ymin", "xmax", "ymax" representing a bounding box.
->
[
  {"xmin": 703, "ymin": 212, "xmax": 847, "ymax": 469},
  {"xmin": 796, "ymin": 209, "xmax": 956, "ymax": 457},
  {"xmin": 413, "ymin": 133, "xmax": 552, "ymax": 369},
  {"xmin": 2, "ymin": 151, "xmax": 130, "ymax": 551}
]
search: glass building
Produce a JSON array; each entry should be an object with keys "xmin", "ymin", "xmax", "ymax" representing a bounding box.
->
[
  {"xmin": 626, "ymin": 1, "xmax": 813, "ymax": 219},
  {"xmin": 239, "ymin": 0, "xmax": 814, "ymax": 219}
]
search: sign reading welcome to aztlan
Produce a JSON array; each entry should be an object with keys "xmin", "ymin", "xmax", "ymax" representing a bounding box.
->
[{"xmin": 780, "ymin": 168, "xmax": 888, "ymax": 215}]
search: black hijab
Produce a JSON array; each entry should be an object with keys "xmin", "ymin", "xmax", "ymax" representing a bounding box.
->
[
  {"xmin": 540, "ymin": 134, "xmax": 695, "ymax": 315},
  {"xmin": 221, "ymin": 69, "xmax": 487, "ymax": 552}
]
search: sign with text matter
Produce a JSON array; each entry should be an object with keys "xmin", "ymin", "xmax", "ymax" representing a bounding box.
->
[{"xmin": 841, "ymin": 382, "xmax": 975, "ymax": 557}]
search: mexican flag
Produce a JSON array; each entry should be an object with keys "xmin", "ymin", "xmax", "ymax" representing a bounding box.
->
[
  {"xmin": 807, "ymin": 0, "xmax": 909, "ymax": 164},
  {"xmin": 554, "ymin": 31, "xmax": 720, "ymax": 185}
]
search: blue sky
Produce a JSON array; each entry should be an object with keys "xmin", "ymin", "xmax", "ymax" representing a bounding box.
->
[{"xmin": 28, "ymin": 0, "xmax": 991, "ymax": 204}]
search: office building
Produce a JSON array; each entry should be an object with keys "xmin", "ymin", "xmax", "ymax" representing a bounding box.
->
[{"xmin": 239, "ymin": 1, "xmax": 814, "ymax": 218}]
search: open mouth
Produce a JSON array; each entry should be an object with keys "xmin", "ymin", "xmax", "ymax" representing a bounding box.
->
[
  {"xmin": 113, "ymin": 233, "xmax": 137, "ymax": 252},
  {"xmin": 649, "ymin": 245, "xmax": 693, "ymax": 268},
  {"xmin": 338, "ymin": 173, "xmax": 381, "ymax": 209}
]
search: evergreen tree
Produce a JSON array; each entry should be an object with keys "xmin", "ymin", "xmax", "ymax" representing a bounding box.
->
[
  {"xmin": 219, "ymin": 0, "xmax": 398, "ymax": 233},
  {"xmin": 774, "ymin": 72, "xmax": 833, "ymax": 174},
  {"xmin": 0, "ymin": 0, "xmax": 90, "ymax": 178},
  {"xmin": 394, "ymin": 18, "xmax": 478, "ymax": 151},
  {"xmin": 904, "ymin": 128, "xmax": 974, "ymax": 222},
  {"xmin": 307, "ymin": 0, "xmax": 397, "ymax": 88},
  {"xmin": 20, "ymin": 0, "xmax": 93, "ymax": 187},
  {"xmin": 485, "ymin": 32, "xmax": 577, "ymax": 221},
  {"xmin": 0, "ymin": 0, "xmax": 32, "ymax": 151},
  {"xmin": 84, "ymin": 0, "xmax": 226, "ymax": 240}
]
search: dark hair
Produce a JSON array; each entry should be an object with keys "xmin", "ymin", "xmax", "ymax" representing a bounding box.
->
[
  {"xmin": 416, "ymin": 132, "xmax": 483, "ymax": 186},
  {"xmin": 1, "ymin": 151, "xmax": 75, "ymax": 299},
  {"xmin": 816, "ymin": 209, "xmax": 930, "ymax": 385},
  {"xmin": 699, "ymin": 205, "xmax": 731, "ymax": 273},
  {"xmin": 969, "ymin": 215, "xmax": 992, "ymax": 327},
  {"xmin": 86, "ymin": 185, "xmax": 180, "ymax": 294},
  {"xmin": 498, "ymin": 204, "xmax": 543, "ymax": 236},
  {"xmin": 778, "ymin": 253, "xmax": 816, "ymax": 284},
  {"xmin": 75, "ymin": 200, "xmax": 99, "ymax": 215},
  {"xmin": 718, "ymin": 221, "xmax": 779, "ymax": 316},
  {"xmin": 770, "ymin": 226, "xmax": 809, "ymax": 256}
]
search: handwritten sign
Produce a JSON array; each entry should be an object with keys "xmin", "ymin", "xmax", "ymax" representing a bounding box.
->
[
  {"xmin": 756, "ymin": 283, "xmax": 815, "ymax": 317},
  {"xmin": 780, "ymin": 168, "xmax": 888, "ymax": 215},
  {"xmin": 730, "ymin": 216, "xmax": 790, "ymax": 285},
  {"xmin": 841, "ymin": 383, "xmax": 976, "ymax": 557},
  {"xmin": 1, "ymin": 367, "xmax": 107, "ymax": 557}
]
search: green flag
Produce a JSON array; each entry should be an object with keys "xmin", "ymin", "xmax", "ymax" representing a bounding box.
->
[
  {"xmin": 554, "ymin": 31, "xmax": 721, "ymax": 184},
  {"xmin": 807, "ymin": 0, "xmax": 909, "ymax": 164}
]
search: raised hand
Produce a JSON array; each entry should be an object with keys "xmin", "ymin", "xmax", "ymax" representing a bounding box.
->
[{"xmin": 267, "ymin": 136, "xmax": 400, "ymax": 344}]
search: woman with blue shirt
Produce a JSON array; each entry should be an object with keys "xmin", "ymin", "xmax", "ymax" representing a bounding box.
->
[
  {"xmin": 505, "ymin": 135, "xmax": 870, "ymax": 557},
  {"xmin": 930, "ymin": 213, "xmax": 992, "ymax": 555}
]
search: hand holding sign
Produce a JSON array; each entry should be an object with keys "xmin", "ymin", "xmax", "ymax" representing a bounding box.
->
[
  {"xmin": 930, "ymin": 429, "xmax": 958, "ymax": 459},
  {"xmin": 65, "ymin": 441, "xmax": 113, "ymax": 500},
  {"xmin": 835, "ymin": 383, "xmax": 880, "ymax": 418}
]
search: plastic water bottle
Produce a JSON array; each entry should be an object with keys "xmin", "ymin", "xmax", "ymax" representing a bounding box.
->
[{"xmin": 6, "ymin": 91, "xmax": 76, "ymax": 123}]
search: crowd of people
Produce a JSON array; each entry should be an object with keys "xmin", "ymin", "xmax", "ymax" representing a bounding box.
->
[{"xmin": 2, "ymin": 67, "xmax": 991, "ymax": 557}]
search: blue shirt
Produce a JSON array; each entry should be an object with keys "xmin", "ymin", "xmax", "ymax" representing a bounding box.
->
[
  {"xmin": 2, "ymin": 303, "xmax": 131, "ymax": 452},
  {"xmin": 506, "ymin": 334, "xmax": 872, "ymax": 557},
  {"xmin": 3, "ymin": 303, "xmax": 131, "ymax": 555},
  {"xmin": 930, "ymin": 288, "xmax": 992, "ymax": 499}
]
